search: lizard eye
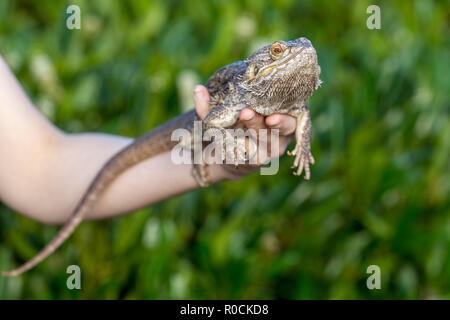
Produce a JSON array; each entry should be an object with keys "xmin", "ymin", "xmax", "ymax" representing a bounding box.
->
[{"xmin": 270, "ymin": 43, "xmax": 285, "ymax": 59}]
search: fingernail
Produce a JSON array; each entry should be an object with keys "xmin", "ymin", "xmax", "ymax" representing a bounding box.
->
[
  {"xmin": 241, "ymin": 108, "xmax": 254, "ymax": 121},
  {"xmin": 267, "ymin": 117, "xmax": 280, "ymax": 126},
  {"xmin": 194, "ymin": 85, "xmax": 202, "ymax": 96}
]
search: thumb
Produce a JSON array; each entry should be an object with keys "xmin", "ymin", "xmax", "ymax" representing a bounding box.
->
[{"xmin": 194, "ymin": 85, "xmax": 211, "ymax": 120}]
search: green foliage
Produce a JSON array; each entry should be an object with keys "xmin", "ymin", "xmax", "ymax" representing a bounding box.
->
[{"xmin": 0, "ymin": 0, "xmax": 449, "ymax": 299}]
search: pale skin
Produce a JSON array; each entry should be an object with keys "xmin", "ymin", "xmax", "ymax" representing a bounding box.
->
[{"xmin": 0, "ymin": 56, "xmax": 296, "ymax": 225}]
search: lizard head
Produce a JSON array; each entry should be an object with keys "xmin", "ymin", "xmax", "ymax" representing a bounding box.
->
[{"xmin": 241, "ymin": 37, "xmax": 321, "ymax": 105}]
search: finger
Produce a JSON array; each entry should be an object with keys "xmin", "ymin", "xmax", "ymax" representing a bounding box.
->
[
  {"xmin": 240, "ymin": 107, "xmax": 265, "ymax": 130},
  {"xmin": 194, "ymin": 85, "xmax": 210, "ymax": 120},
  {"xmin": 265, "ymin": 114, "xmax": 297, "ymax": 136}
]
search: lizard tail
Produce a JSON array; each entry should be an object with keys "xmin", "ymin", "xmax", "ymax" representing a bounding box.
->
[
  {"xmin": 2, "ymin": 198, "xmax": 91, "ymax": 277},
  {"xmin": 1, "ymin": 144, "xmax": 139, "ymax": 277},
  {"xmin": 1, "ymin": 110, "xmax": 196, "ymax": 277}
]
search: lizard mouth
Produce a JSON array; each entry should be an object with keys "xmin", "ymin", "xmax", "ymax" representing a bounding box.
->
[{"xmin": 252, "ymin": 46, "xmax": 306, "ymax": 81}]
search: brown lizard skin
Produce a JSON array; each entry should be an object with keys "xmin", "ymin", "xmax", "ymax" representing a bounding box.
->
[{"xmin": 2, "ymin": 37, "xmax": 321, "ymax": 276}]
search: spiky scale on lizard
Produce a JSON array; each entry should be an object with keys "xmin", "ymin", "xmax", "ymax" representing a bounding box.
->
[{"xmin": 2, "ymin": 37, "xmax": 321, "ymax": 276}]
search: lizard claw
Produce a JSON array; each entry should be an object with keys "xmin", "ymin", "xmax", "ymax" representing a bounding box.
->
[{"xmin": 288, "ymin": 142, "xmax": 314, "ymax": 180}]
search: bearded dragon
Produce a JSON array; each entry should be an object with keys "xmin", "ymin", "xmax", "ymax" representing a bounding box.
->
[{"xmin": 2, "ymin": 37, "xmax": 321, "ymax": 276}]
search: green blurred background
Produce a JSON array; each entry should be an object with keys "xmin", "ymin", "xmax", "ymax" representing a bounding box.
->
[{"xmin": 0, "ymin": 0, "xmax": 449, "ymax": 299}]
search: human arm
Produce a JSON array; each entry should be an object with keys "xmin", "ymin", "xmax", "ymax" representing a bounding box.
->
[{"xmin": 0, "ymin": 56, "xmax": 295, "ymax": 225}]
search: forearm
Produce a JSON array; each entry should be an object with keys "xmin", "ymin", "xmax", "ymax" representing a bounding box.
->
[
  {"xmin": 0, "ymin": 55, "xmax": 293, "ymax": 226},
  {"xmin": 50, "ymin": 133, "xmax": 231, "ymax": 224},
  {"xmin": 1, "ymin": 131, "xmax": 228, "ymax": 225},
  {"xmin": 0, "ymin": 56, "xmax": 228, "ymax": 225}
]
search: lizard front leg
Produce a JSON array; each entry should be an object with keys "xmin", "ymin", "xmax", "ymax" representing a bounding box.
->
[
  {"xmin": 287, "ymin": 104, "xmax": 315, "ymax": 180},
  {"xmin": 192, "ymin": 103, "xmax": 244, "ymax": 187},
  {"xmin": 203, "ymin": 103, "xmax": 246, "ymax": 165}
]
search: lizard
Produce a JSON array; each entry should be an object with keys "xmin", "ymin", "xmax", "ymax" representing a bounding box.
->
[{"xmin": 2, "ymin": 36, "xmax": 321, "ymax": 276}]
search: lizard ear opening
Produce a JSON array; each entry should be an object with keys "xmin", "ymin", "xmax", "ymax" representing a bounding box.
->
[
  {"xmin": 246, "ymin": 64, "xmax": 259, "ymax": 81},
  {"xmin": 252, "ymin": 65, "xmax": 259, "ymax": 76}
]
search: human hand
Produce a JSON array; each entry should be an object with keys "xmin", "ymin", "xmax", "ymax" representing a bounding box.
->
[{"xmin": 193, "ymin": 85, "xmax": 297, "ymax": 180}]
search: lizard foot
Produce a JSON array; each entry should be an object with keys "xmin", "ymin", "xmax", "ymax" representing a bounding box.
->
[
  {"xmin": 222, "ymin": 130, "xmax": 247, "ymax": 167},
  {"xmin": 192, "ymin": 164, "xmax": 210, "ymax": 187},
  {"xmin": 287, "ymin": 142, "xmax": 315, "ymax": 180}
]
